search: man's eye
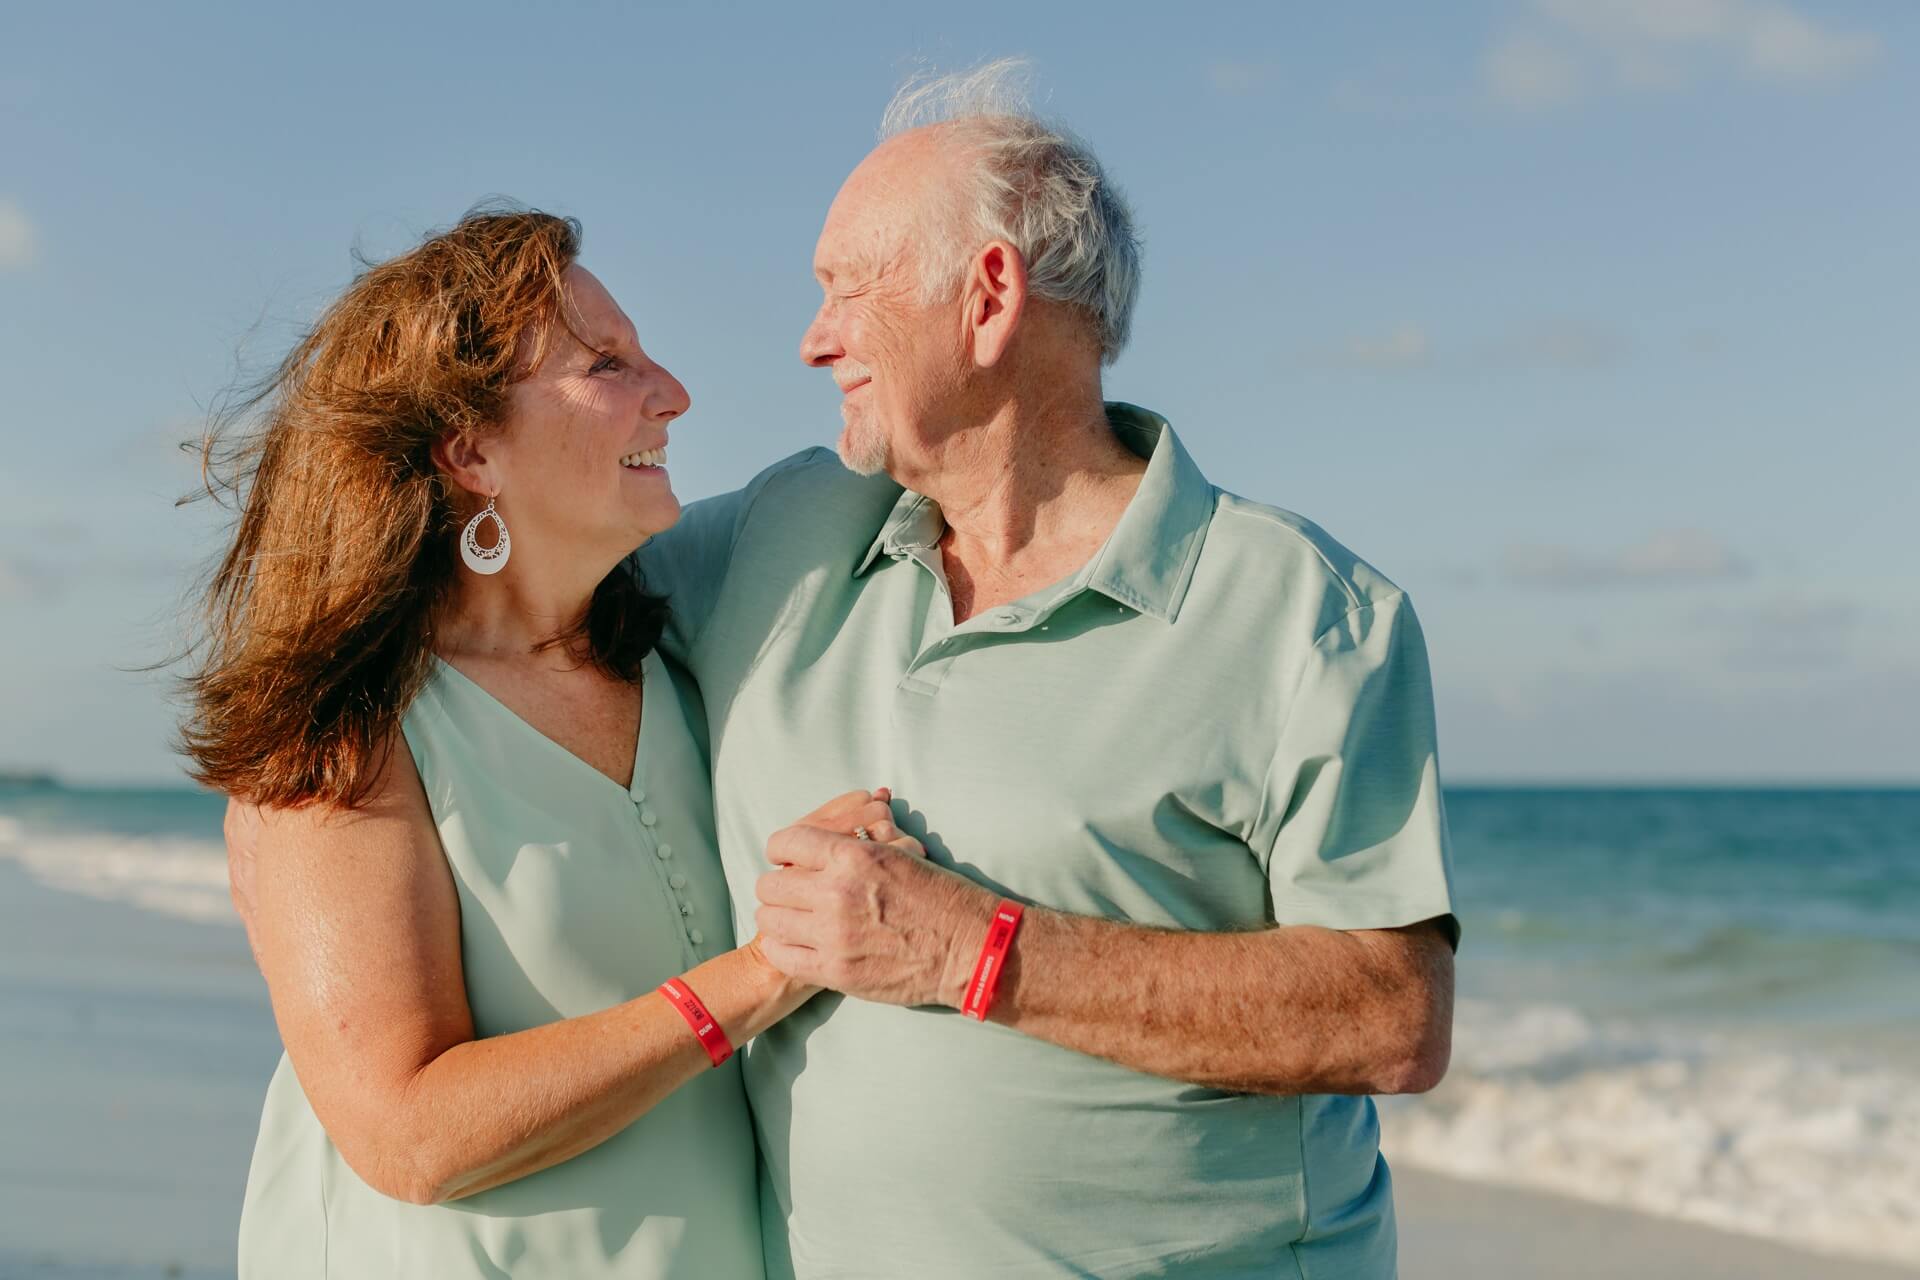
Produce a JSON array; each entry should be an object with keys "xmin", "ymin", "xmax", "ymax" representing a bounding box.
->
[{"xmin": 590, "ymin": 353, "xmax": 621, "ymax": 374}]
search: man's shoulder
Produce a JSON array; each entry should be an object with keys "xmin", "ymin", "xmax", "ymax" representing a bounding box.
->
[
  {"xmin": 724, "ymin": 444, "xmax": 904, "ymax": 563},
  {"xmin": 1196, "ymin": 488, "xmax": 1409, "ymax": 637},
  {"xmin": 743, "ymin": 445, "xmax": 903, "ymax": 517}
]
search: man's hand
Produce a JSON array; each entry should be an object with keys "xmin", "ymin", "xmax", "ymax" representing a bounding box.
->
[
  {"xmin": 224, "ymin": 797, "xmax": 265, "ymax": 967},
  {"xmin": 754, "ymin": 815, "xmax": 995, "ymax": 1007}
]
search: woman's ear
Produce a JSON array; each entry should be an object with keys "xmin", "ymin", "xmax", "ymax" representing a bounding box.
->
[{"xmin": 431, "ymin": 430, "xmax": 502, "ymax": 501}]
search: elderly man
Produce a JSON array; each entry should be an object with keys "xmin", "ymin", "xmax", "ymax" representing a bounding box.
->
[{"xmin": 638, "ymin": 65, "xmax": 1457, "ymax": 1279}]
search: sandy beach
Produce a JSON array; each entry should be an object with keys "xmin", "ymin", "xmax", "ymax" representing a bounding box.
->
[
  {"xmin": 1395, "ymin": 1168, "xmax": 1918, "ymax": 1279},
  {"xmin": 2, "ymin": 854, "xmax": 1914, "ymax": 1279},
  {"xmin": 0, "ymin": 854, "xmax": 274, "ymax": 1279}
]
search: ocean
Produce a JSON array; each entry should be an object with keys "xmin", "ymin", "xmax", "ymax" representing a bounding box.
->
[
  {"xmin": 1379, "ymin": 787, "xmax": 1920, "ymax": 1267},
  {"xmin": 2, "ymin": 780, "xmax": 1916, "ymax": 1269}
]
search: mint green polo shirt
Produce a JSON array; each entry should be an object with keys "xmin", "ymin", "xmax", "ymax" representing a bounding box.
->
[{"xmin": 638, "ymin": 404, "xmax": 1457, "ymax": 1279}]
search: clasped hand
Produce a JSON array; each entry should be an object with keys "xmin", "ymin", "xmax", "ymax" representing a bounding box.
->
[{"xmin": 753, "ymin": 789, "xmax": 991, "ymax": 1009}]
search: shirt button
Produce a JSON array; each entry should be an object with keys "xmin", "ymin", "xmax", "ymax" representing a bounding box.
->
[
  {"xmin": 656, "ymin": 843, "xmax": 673, "ymax": 860},
  {"xmin": 632, "ymin": 788, "xmax": 645, "ymax": 804},
  {"xmin": 669, "ymin": 872, "xmax": 688, "ymax": 890},
  {"xmin": 640, "ymin": 808, "xmax": 657, "ymax": 826},
  {"xmin": 689, "ymin": 929, "xmax": 705, "ymax": 946},
  {"xmin": 997, "ymin": 611, "xmax": 1019, "ymax": 624},
  {"xmin": 679, "ymin": 902, "xmax": 694, "ymax": 916}
]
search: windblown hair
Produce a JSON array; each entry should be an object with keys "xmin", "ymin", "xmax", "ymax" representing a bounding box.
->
[
  {"xmin": 880, "ymin": 58, "xmax": 1143, "ymax": 364},
  {"xmin": 179, "ymin": 206, "xmax": 667, "ymax": 809}
]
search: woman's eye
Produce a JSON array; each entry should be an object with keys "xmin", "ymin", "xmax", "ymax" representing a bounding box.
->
[{"xmin": 590, "ymin": 353, "xmax": 621, "ymax": 374}]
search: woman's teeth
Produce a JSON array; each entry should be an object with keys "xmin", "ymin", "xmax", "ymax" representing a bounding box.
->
[{"xmin": 621, "ymin": 448, "xmax": 666, "ymax": 469}]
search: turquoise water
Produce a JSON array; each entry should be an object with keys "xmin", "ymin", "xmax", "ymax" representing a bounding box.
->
[
  {"xmin": 3, "ymin": 780, "xmax": 1918, "ymax": 1265},
  {"xmin": 1447, "ymin": 787, "xmax": 1920, "ymax": 1051},
  {"xmin": 0, "ymin": 780, "xmax": 225, "ymax": 839}
]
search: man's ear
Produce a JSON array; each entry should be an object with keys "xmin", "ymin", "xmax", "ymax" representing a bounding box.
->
[
  {"xmin": 963, "ymin": 240, "xmax": 1028, "ymax": 369},
  {"xmin": 430, "ymin": 429, "xmax": 503, "ymax": 502}
]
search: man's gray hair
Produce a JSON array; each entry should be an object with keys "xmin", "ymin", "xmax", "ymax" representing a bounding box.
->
[{"xmin": 880, "ymin": 59, "xmax": 1142, "ymax": 366}]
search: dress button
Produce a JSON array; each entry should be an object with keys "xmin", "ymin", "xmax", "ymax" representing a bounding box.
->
[
  {"xmin": 998, "ymin": 611, "xmax": 1019, "ymax": 624},
  {"xmin": 689, "ymin": 929, "xmax": 705, "ymax": 946},
  {"xmin": 669, "ymin": 873, "xmax": 687, "ymax": 890},
  {"xmin": 656, "ymin": 843, "xmax": 673, "ymax": 860},
  {"xmin": 632, "ymin": 789, "xmax": 645, "ymax": 804},
  {"xmin": 639, "ymin": 808, "xmax": 657, "ymax": 826},
  {"xmin": 679, "ymin": 903, "xmax": 693, "ymax": 916}
]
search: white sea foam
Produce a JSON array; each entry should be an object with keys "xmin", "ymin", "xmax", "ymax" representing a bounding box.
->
[
  {"xmin": 0, "ymin": 815, "xmax": 237, "ymax": 926},
  {"xmin": 1381, "ymin": 997, "xmax": 1920, "ymax": 1267}
]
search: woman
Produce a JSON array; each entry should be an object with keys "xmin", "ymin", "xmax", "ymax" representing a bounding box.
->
[{"xmin": 182, "ymin": 208, "xmax": 901, "ymax": 1276}]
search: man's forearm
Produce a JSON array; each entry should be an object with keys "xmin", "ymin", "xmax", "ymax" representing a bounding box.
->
[
  {"xmin": 944, "ymin": 902, "xmax": 1455, "ymax": 1096},
  {"xmin": 755, "ymin": 827, "xmax": 1453, "ymax": 1095}
]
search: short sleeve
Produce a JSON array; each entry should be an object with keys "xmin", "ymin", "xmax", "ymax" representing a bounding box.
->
[
  {"xmin": 1255, "ymin": 591, "xmax": 1459, "ymax": 948},
  {"xmin": 631, "ymin": 447, "xmax": 837, "ymax": 668}
]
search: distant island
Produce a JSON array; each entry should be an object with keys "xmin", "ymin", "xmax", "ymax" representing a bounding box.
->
[{"xmin": 0, "ymin": 769, "xmax": 59, "ymax": 788}]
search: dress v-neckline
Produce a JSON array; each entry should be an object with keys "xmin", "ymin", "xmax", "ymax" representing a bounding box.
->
[{"xmin": 429, "ymin": 650, "xmax": 652, "ymax": 800}]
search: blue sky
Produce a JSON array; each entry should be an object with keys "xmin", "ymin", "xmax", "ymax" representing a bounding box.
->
[{"xmin": 2, "ymin": 1, "xmax": 1914, "ymax": 784}]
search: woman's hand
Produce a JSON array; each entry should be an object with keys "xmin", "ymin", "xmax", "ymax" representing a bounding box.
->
[{"xmin": 780, "ymin": 787, "xmax": 912, "ymax": 853}]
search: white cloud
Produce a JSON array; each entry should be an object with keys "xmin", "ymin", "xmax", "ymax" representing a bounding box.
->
[
  {"xmin": 1310, "ymin": 319, "xmax": 1637, "ymax": 373},
  {"xmin": 1484, "ymin": 32, "xmax": 1583, "ymax": 109},
  {"xmin": 1336, "ymin": 325, "xmax": 1432, "ymax": 369},
  {"xmin": 1742, "ymin": 8, "xmax": 1881, "ymax": 81},
  {"xmin": 1504, "ymin": 529, "xmax": 1751, "ymax": 587},
  {"xmin": 1329, "ymin": 56, "xmax": 1462, "ymax": 120},
  {"xmin": 1493, "ymin": 319, "xmax": 1631, "ymax": 370},
  {"xmin": 1207, "ymin": 61, "xmax": 1277, "ymax": 96},
  {"xmin": 1485, "ymin": 0, "xmax": 1881, "ymax": 109},
  {"xmin": 1440, "ymin": 658, "xmax": 1920, "ymax": 781},
  {"xmin": 0, "ymin": 559, "xmax": 60, "ymax": 602},
  {"xmin": 0, "ymin": 198, "xmax": 36, "ymax": 270},
  {"xmin": 1695, "ymin": 595, "xmax": 1864, "ymax": 672}
]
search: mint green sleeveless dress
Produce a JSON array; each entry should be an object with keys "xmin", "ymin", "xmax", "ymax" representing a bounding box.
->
[{"xmin": 236, "ymin": 650, "xmax": 764, "ymax": 1278}]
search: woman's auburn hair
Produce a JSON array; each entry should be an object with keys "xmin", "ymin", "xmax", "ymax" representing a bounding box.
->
[{"xmin": 180, "ymin": 206, "xmax": 668, "ymax": 810}]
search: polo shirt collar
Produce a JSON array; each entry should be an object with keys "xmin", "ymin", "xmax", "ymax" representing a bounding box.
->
[{"xmin": 852, "ymin": 402, "xmax": 1214, "ymax": 623}]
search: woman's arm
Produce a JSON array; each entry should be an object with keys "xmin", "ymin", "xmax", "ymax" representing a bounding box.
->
[{"xmin": 248, "ymin": 743, "xmax": 885, "ymax": 1205}]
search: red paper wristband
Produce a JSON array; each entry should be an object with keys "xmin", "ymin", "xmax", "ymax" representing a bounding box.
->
[
  {"xmin": 961, "ymin": 900, "xmax": 1025, "ymax": 1022},
  {"xmin": 658, "ymin": 977, "xmax": 733, "ymax": 1067}
]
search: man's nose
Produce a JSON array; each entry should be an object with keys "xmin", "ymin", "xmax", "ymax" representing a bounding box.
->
[{"xmin": 799, "ymin": 307, "xmax": 840, "ymax": 368}]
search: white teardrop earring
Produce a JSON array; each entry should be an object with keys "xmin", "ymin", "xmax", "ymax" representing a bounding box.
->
[{"xmin": 460, "ymin": 496, "xmax": 511, "ymax": 575}]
